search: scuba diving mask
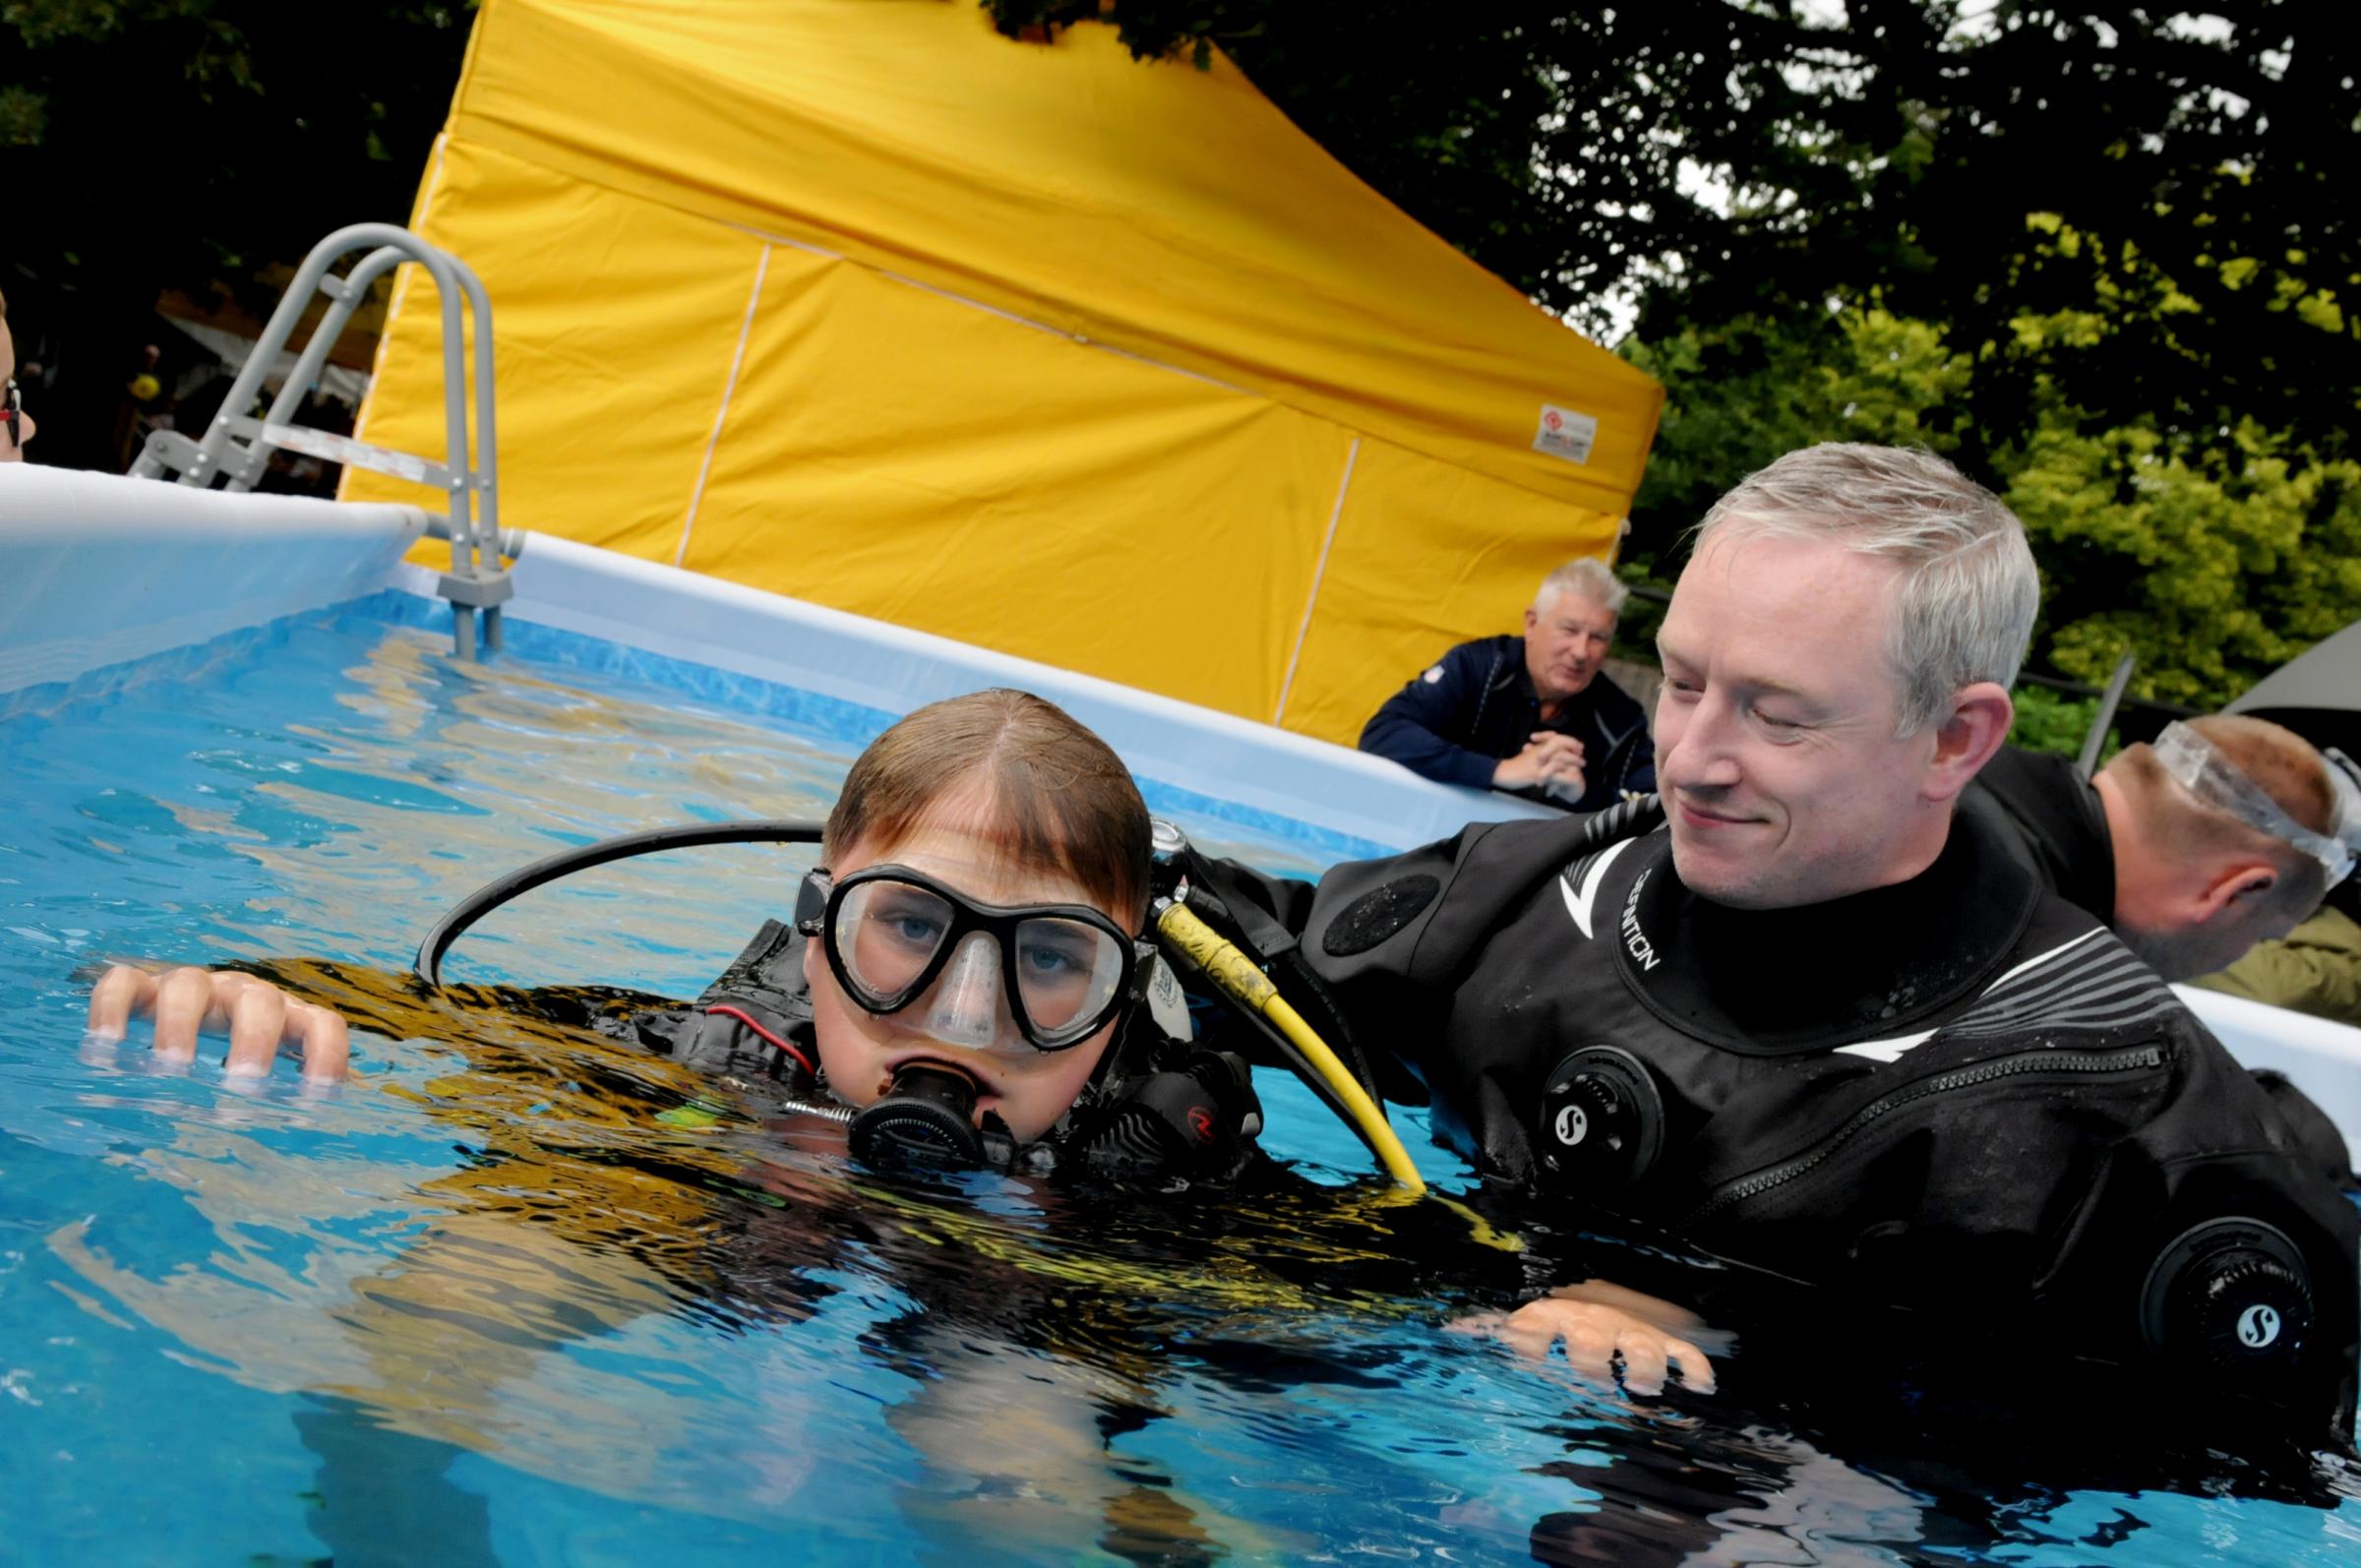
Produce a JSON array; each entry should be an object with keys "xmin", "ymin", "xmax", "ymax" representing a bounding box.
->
[
  {"xmin": 2153, "ymin": 721, "xmax": 2359, "ymax": 886},
  {"xmin": 796, "ymin": 865, "xmax": 1153, "ymax": 1053}
]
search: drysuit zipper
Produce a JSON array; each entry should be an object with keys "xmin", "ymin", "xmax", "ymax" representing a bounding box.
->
[{"xmin": 1682, "ymin": 1043, "xmax": 2166, "ymax": 1228}]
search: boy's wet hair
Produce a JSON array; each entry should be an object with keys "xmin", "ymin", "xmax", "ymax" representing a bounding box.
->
[{"xmin": 823, "ymin": 689, "xmax": 1152, "ymax": 924}]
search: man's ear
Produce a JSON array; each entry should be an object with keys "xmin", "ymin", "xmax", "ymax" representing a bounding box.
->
[
  {"xmin": 1923, "ymin": 682, "xmax": 2015, "ymax": 804},
  {"xmin": 2193, "ymin": 860, "xmax": 2277, "ymax": 922},
  {"xmin": 1523, "ymin": 606, "xmax": 1541, "ymax": 637}
]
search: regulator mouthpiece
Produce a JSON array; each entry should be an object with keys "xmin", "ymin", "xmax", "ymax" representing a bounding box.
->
[{"xmin": 847, "ymin": 1061, "xmax": 1012, "ymax": 1172}]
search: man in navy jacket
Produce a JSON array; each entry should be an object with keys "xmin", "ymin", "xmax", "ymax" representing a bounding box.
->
[{"xmin": 1359, "ymin": 557, "xmax": 1655, "ymax": 812}]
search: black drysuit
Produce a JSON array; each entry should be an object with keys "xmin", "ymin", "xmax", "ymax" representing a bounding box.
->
[{"xmin": 1201, "ymin": 798, "xmax": 2361, "ymax": 1440}]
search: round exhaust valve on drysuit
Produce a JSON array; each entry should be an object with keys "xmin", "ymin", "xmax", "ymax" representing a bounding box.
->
[
  {"xmin": 2140, "ymin": 1217, "xmax": 2315, "ymax": 1377},
  {"xmin": 849, "ymin": 1062, "xmax": 1008, "ymax": 1171},
  {"xmin": 1537, "ymin": 1045, "xmax": 1665, "ymax": 1193}
]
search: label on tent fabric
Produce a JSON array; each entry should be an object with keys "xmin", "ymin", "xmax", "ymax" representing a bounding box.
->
[{"xmin": 1532, "ymin": 404, "xmax": 1599, "ymax": 465}]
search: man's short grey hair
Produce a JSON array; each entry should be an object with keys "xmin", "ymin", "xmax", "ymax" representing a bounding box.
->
[
  {"xmin": 1696, "ymin": 444, "xmax": 2038, "ymax": 736},
  {"xmin": 1535, "ymin": 556, "xmax": 1628, "ymax": 616}
]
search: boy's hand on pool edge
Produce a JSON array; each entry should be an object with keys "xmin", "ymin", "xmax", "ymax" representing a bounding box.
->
[
  {"xmin": 1458, "ymin": 1280, "xmax": 1723, "ymax": 1396},
  {"xmin": 87, "ymin": 964, "xmax": 351, "ymax": 1083}
]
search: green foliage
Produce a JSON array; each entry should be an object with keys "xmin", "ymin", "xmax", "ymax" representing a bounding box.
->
[
  {"xmin": 2004, "ymin": 422, "xmax": 2361, "ymax": 703},
  {"xmin": 1619, "ymin": 306, "xmax": 1975, "ymax": 577},
  {"xmin": 1624, "ymin": 213, "xmax": 2361, "ymax": 710},
  {"xmin": 2007, "ymin": 686, "xmax": 2108, "ymax": 761}
]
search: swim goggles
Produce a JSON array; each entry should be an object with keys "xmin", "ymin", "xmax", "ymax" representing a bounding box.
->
[
  {"xmin": 796, "ymin": 865, "xmax": 1151, "ymax": 1052},
  {"xmin": 2, "ymin": 381, "xmax": 21, "ymax": 450},
  {"xmin": 2152, "ymin": 721, "xmax": 2358, "ymax": 887}
]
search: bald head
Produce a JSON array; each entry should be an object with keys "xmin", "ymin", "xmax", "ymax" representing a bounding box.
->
[{"xmin": 2095, "ymin": 715, "xmax": 2338, "ymax": 979}]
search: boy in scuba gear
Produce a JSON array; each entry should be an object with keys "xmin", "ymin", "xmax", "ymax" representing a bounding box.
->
[
  {"xmin": 635, "ymin": 689, "xmax": 1262, "ymax": 1182},
  {"xmin": 83, "ymin": 686, "xmax": 1681, "ymax": 1370},
  {"xmin": 1182, "ymin": 444, "xmax": 2361, "ymax": 1444},
  {"xmin": 83, "ymin": 690, "xmax": 1260, "ymax": 1187},
  {"xmin": 73, "ymin": 691, "xmax": 1525, "ymax": 1564}
]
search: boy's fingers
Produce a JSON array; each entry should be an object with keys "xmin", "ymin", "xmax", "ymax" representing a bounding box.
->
[
  {"xmin": 294, "ymin": 1004, "xmax": 351, "ymax": 1083},
  {"xmin": 86, "ymin": 965, "xmax": 156, "ymax": 1038},
  {"xmin": 224, "ymin": 984, "xmax": 288, "ymax": 1077},
  {"xmin": 86, "ymin": 964, "xmax": 352, "ymax": 1084},
  {"xmin": 151, "ymin": 967, "xmax": 222, "ymax": 1061}
]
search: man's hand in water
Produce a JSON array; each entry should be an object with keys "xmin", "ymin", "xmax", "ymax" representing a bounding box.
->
[
  {"xmin": 87, "ymin": 964, "xmax": 351, "ymax": 1083},
  {"xmin": 1460, "ymin": 1279, "xmax": 1723, "ymax": 1396}
]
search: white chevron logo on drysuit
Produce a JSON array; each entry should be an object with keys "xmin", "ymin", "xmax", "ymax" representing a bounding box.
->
[{"xmin": 1558, "ymin": 835, "xmax": 1642, "ymax": 938}]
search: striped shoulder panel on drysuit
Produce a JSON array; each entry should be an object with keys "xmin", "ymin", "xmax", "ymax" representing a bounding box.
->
[
  {"xmin": 1554, "ymin": 796, "xmax": 1665, "ymax": 939},
  {"xmin": 1936, "ymin": 926, "xmax": 2184, "ymax": 1044}
]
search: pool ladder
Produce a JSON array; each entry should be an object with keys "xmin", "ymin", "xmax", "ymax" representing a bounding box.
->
[{"xmin": 132, "ymin": 223, "xmax": 517, "ymax": 660}]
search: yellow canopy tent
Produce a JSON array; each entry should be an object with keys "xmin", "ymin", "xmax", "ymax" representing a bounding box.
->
[{"xmin": 345, "ymin": 0, "xmax": 1663, "ymax": 745}]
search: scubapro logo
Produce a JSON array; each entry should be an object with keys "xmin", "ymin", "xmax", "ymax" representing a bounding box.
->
[
  {"xmin": 1553, "ymin": 1104, "xmax": 1589, "ymax": 1146},
  {"xmin": 1619, "ymin": 869, "xmax": 1662, "ymax": 971},
  {"xmin": 2238, "ymin": 1303, "xmax": 2281, "ymax": 1350}
]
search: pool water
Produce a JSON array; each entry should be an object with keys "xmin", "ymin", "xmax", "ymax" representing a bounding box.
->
[{"xmin": 3, "ymin": 596, "xmax": 2358, "ymax": 1566}]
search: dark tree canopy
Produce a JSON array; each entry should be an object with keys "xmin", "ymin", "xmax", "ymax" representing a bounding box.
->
[
  {"xmin": 993, "ymin": 2, "xmax": 2359, "ymax": 455},
  {"xmin": 5, "ymin": 0, "xmax": 470, "ymax": 467}
]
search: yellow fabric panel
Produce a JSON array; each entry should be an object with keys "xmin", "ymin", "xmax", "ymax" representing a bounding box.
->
[
  {"xmin": 443, "ymin": 0, "xmax": 1661, "ymax": 516},
  {"xmin": 342, "ymin": 135, "xmax": 764, "ymax": 563},
  {"xmin": 1277, "ymin": 437, "xmax": 1625, "ymax": 746},
  {"xmin": 680, "ymin": 248, "xmax": 1355, "ymax": 721}
]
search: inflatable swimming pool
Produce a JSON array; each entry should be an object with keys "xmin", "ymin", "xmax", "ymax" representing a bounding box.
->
[{"xmin": 3, "ymin": 464, "xmax": 2356, "ymax": 1565}]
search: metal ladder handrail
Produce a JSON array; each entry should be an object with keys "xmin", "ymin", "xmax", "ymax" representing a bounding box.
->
[{"xmin": 132, "ymin": 223, "xmax": 515, "ymax": 658}]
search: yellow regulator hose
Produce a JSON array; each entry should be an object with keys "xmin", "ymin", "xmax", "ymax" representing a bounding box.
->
[{"xmin": 1153, "ymin": 899, "xmax": 1426, "ymax": 1193}]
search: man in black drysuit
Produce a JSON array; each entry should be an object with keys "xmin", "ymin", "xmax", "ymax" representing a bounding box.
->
[{"xmin": 1201, "ymin": 445, "xmax": 2361, "ymax": 1450}]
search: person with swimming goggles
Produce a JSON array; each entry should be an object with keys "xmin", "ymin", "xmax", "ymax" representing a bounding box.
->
[{"xmin": 84, "ymin": 690, "xmax": 1244, "ymax": 1176}]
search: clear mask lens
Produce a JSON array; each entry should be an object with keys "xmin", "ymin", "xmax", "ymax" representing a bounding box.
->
[
  {"xmin": 838, "ymin": 878, "xmax": 959, "ymax": 1001},
  {"xmin": 1007, "ymin": 915, "xmax": 1127, "ymax": 1041}
]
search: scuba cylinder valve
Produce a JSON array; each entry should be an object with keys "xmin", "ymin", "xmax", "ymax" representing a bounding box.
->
[
  {"xmin": 1068, "ymin": 1049, "xmax": 1259, "ymax": 1178},
  {"xmin": 1150, "ymin": 892, "xmax": 1425, "ymax": 1193}
]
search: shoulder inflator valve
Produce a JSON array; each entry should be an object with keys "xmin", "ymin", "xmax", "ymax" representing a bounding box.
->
[
  {"xmin": 1537, "ymin": 1045, "xmax": 1665, "ymax": 1194},
  {"xmin": 2140, "ymin": 1217, "xmax": 2315, "ymax": 1378}
]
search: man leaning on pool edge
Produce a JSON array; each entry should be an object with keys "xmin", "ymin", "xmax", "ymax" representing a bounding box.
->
[
  {"xmin": 1359, "ymin": 556, "xmax": 1654, "ymax": 812},
  {"xmin": 1204, "ymin": 443, "xmax": 2360, "ymax": 1443}
]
